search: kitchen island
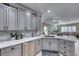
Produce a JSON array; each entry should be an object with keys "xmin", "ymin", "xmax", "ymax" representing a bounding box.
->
[{"xmin": 42, "ymin": 35, "xmax": 77, "ymax": 56}]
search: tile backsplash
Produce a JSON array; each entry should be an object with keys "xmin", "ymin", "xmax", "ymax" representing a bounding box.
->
[{"xmin": 0, "ymin": 30, "xmax": 36, "ymax": 36}]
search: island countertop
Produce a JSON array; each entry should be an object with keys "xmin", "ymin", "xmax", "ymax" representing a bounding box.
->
[
  {"xmin": 0, "ymin": 35, "xmax": 45, "ymax": 49},
  {"xmin": 42, "ymin": 35, "xmax": 77, "ymax": 42}
]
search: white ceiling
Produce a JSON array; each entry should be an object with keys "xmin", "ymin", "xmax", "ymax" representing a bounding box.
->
[{"xmin": 21, "ymin": 3, "xmax": 79, "ymax": 25}]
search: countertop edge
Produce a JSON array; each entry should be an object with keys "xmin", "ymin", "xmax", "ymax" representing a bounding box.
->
[{"xmin": 0, "ymin": 35, "xmax": 45, "ymax": 49}]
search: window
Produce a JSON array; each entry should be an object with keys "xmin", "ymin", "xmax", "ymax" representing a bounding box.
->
[
  {"xmin": 61, "ymin": 27, "xmax": 65, "ymax": 32},
  {"xmin": 61, "ymin": 26, "xmax": 76, "ymax": 32},
  {"xmin": 44, "ymin": 26, "xmax": 48, "ymax": 35},
  {"xmin": 71, "ymin": 26, "xmax": 76, "ymax": 32}
]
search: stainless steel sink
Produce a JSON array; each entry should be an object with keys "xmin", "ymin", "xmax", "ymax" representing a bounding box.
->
[{"xmin": 45, "ymin": 36, "xmax": 55, "ymax": 37}]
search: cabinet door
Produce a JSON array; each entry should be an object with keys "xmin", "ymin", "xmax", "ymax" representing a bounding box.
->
[
  {"xmin": 22, "ymin": 43, "xmax": 28, "ymax": 56},
  {"xmin": 18, "ymin": 9, "xmax": 25, "ymax": 30},
  {"xmin": 1, "ymin": 44, "xmax": 21, "ymax": 56},
  {"xmin": 35, "ymin": 39, "xmax": 41, "ymax": 53},
  {"xmin": 30, "ymin": 40, "xmax": 36, "ymax": 56},
  {"xmin": 0, "ymin": 6, "xmax": 6, "ymax": 30},
  {"xmin": 25, "ymin": 12, "xmax": 32, "ymax": 30},
  {"xmin": 42, "ymin": 39, "xmax": 49, "ymax": 50},
  {"xmin": 23, "ymin": 41, "xmax": 36, "ymax": 56},
  {"xmin": 31, "ymin": 14, "xmax": 37, "ymax": 30},
  {"xmin": 42, "ymin": 38, "xmax": 58, "ymax": 51},
  {"xmin": 7, "ymin": 7, "xmax": 17, "ymax": 30},
  {"xmin": 37, "ymin": 17, "xmax": 41, "ymax": 33},
  {"xmin": 49, "ymin": 39, "xmax": 58, "ymax": 51},
  {"xmin": 26, "ymin": 42, "xmax": 32, "ymax": 56},
  {"xmin": 59, "ymin": 39, "xmax": 64, "ymax": 50}
]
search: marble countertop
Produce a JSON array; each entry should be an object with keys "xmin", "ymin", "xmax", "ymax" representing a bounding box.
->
[
  {"xmin": 0, "ymin": 35, "xmax": 45, "ymax": 49},
  {"xmin": 42, "ymin": 35, "xmax": 77, "ymax": 42},
  {"xmin": 0, "ymin": 35, "xmax": 77, "ymax": 49}
]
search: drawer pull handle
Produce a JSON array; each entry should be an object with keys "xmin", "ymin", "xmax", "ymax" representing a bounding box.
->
[
  {"xmin": 64, "ymin": 42, "xmax": 66, "ymax": 43},
  {"xmin": 64, "ymin": 46, "xmax": 66, "ymax": 48},
  {"xmin": 49, "ymin": 42, "xmax": 51, "ymax": 45},
  {"xmin": 64, "ymin": 51, "xmax": 66, "ymax": 53},
  {"xmin": 11, "ymin": 48, "xmax": 15, "ymax": 50}
]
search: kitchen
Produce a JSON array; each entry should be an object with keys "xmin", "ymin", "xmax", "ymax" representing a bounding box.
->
[{"xmin": 0, "ymin": 3, "xmax": 79, "ymax": 56}]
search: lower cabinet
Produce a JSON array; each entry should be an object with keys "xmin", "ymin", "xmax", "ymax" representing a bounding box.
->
[
  {"xmin": 22, "ymin": 41, "xmax": 31, "ymax": 56},
  {"xmin": 0, "ymin": 38, "xmax": 75, "ymax": 56},
  {"xmin": 31, "ymin": 40, "xmax": 36, "ymax": 56},
  {"xmin": 59, "ymin": 39, "xmax": 75, "ymax": 56},
  {"xmin": 22, "ymin": 41, "xmax": 34, "ymax": 56},
  {"xmin": 42, "ymin": 38, "xmax": 58, "ymax": 51},
  {"xmin": 0, "ymin": 44, "xmax": 21, "ymax": 56},
  {"xmin": 22, "ymin": 39, "xmax": 41, "ymax": 56},
  {"xmin": 35, "ymin": 39, "xmax": 42, "ymax": 54}
]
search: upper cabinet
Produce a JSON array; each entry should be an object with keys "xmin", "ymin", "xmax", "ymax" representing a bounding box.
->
[
  {"xmin": 0, "ymin": 4, "xmax": 41, "ymax": 31},
  {"xmin": 0, "ymin": 5, "xmax": 7, "ymax": 30},
  {"xmin": 31, "ymin": 14, "xmax": 37, "ymax": 30},
  {"xmin": 17, "ymin": 9, "xmax": 25, "ymax": 30},
  {"xmin": 24, "ymin": 11, "xmax": 32, "ymax": 30},
  {"xmin": 32, "ymin": 14, "xmax": 42, "ymax": 32},
  {"xmin": 7, "ymin": 7, "xmax": 18, "ymax": 30},
  {"xmin": 36, "ymin": 16, "xmax": 41, "ymax": 32}
]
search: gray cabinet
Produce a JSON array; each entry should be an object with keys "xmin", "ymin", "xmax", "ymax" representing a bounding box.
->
[
  {"xmin": 0, "ymin": 44, "xmax": 21, "ymax": 56},
  {"xmin": 24, "ymin": 12, "xmax": 41, "ymax": 31},
  {"xmin": 42, "ymin": 38, "xmax": 58, "ymax": 51},
  {"xmin": 31, "ymin": 15, "xmax": 37, "ymax": 30},
  {"xmin": 59, "ymin": 39, "xmax": 75, "ymax": 56},
  {"xmin": 18, "ymin": 9, "xmax": 25, "ymax": 30},
  {"xmin": 7, "ymin": 7, "xmax": 17, "ymax": 30},
  {"xmin": 0, "ymin": 4, "xmax": 17, "ymax": 30},
  {"xmin": 31, "ymin": 14, "xmax": 41, "ymax": 31},
  {"xmin": 0, "ymin": 5, "xmax": 7, "ymax": 30},
  {"xmin": 37, "ymin": 17, "xmax": 41, "ymax": 33},
  {"xmin": 25, "ymin": 12, "xmax": 32, "ymax": 30},
  {"xmin": 42, "ymin": 39, "xmax": 50, "ymax": 50},
  {"xmin": 0, "ymin": 4, "xmax": 41, "ymax": 31}
]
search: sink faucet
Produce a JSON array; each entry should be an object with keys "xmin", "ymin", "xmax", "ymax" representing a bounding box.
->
[{"xmin": 9, "ymin": 33, "xmax": 17, "ymax": 37}]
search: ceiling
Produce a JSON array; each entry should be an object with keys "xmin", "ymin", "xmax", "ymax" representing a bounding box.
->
[{"xmin": 21, "ymin": 3, "xmax": 79, "ymax": 25}]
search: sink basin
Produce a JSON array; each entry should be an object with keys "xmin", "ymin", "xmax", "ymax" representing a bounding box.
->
[{"xmin": 45, "ymin": 36, "xmax": 55, "ymax": 37}]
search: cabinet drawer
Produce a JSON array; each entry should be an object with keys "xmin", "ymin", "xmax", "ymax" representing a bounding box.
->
[
  {"xmin": 65, "ymin": 50, "xmax": 71, "ymax": 56},
  {"xmin": 65, "ymin": 49, "xmax": 74, "ymax": 56},
  {"xmin": 59, "ymin": 48, "xmax": 64, "ymax": 54},
  {"xmin": 1, "ymin": 49, "xmax": 21, "ymax": 56},
  {"xmin": 1, "ymin": 44, "xmax": 21, "ymax": 55}
]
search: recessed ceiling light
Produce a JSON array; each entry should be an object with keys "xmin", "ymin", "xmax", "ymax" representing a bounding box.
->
[
  {"xmin": 26, "ymin": 12, "xmax": 31, "ymax": 16},
  {"xmin": 52, "ymin": 20, "xmax": 56, "ymax": 22},
  {"xmin": 48, "ymin": 10, "xmax": 51, "ymax": 13}
]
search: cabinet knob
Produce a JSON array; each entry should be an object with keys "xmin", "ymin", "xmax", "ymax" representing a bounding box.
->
[
  {"xmin": 64, "ymin": 46, "xmax": 66, "ymax": 48},
  {"xmin": 64, "ymin": 51, "xmax": 66, "ymax": 53},
  {"xmin": 24, "ymin": 27, "xmax": 27, "ymax": 30},
  {"xmin": 64, "ymin": 42, "xmax": 66, "ymax": 43},
  {"xmin": 49, "ymin": 41, "xmax": 51, "ymax": 45},
  {"xmin": 11, "ymin": 47, "xmax": 15, "ymax": 50}
]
